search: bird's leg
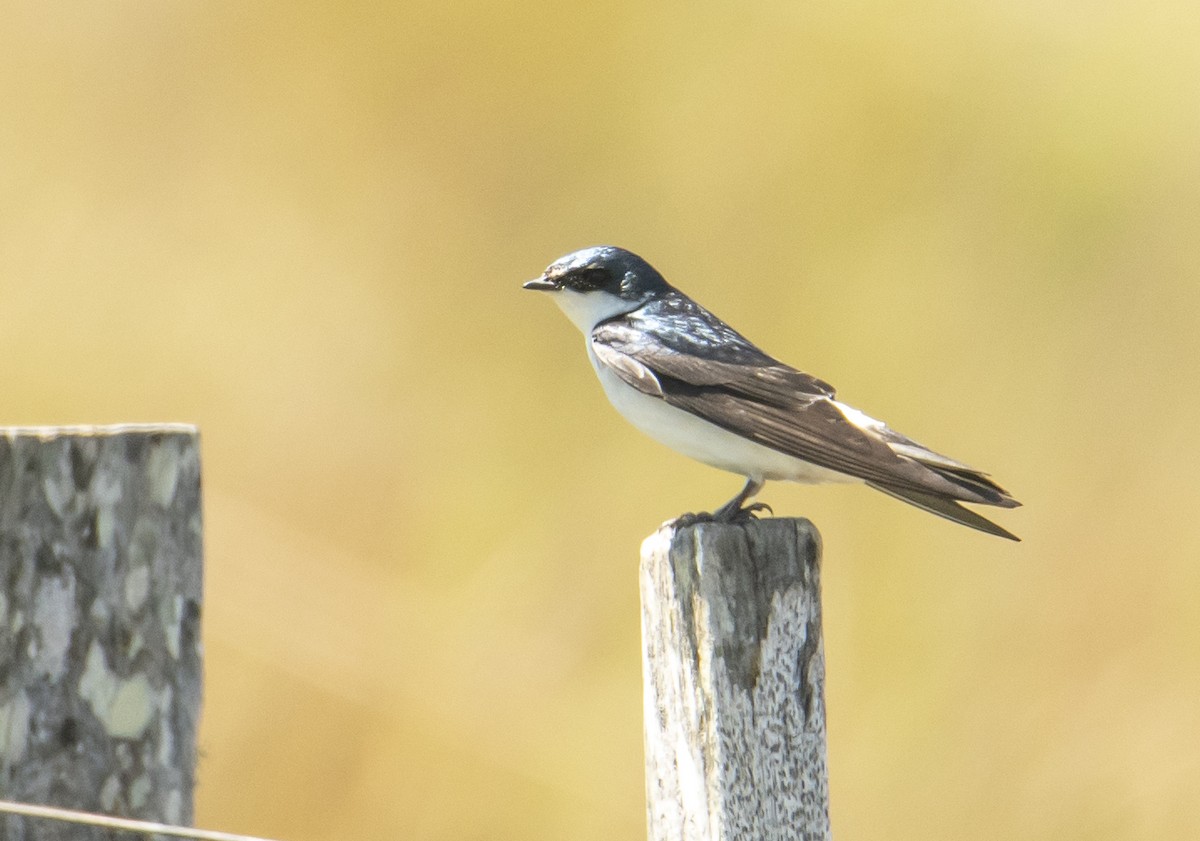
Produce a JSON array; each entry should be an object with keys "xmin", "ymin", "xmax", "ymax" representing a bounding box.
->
[{"xmin": 712, "ymin": 477, "xmax": 770, "ymax": 522}]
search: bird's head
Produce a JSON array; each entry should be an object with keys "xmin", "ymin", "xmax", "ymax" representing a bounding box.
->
[{"xmin": 523, "ymin": 246, "xmax": 669, "ymax": 331}]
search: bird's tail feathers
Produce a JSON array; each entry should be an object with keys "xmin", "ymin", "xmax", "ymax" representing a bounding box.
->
[
  {"xmin": 884, "ymin": 435, "xmax": 1020, "ymax": 509},
  {"xmin": 923, "ymin": 463, "xmax": 1021, "ymax": 508},
  {"xmin": 868, "ymin": 482, "xmax": 1021, "ymax": 541}
]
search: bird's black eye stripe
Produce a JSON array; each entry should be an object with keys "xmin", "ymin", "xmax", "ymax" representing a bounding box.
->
[{"xmin": 571, "ymin": 267, "xmax": 609, "ymax": 290}]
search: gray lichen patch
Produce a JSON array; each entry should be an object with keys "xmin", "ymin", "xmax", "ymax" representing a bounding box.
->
[
  {"xmin": 156, "ymin": 687, "xmax": 176, "ymax": 766},
  {"xmin": 164, "ymin": 788, "xmax": 184, "ymax": 825},
  {"xmin": 100, "ymin": 774, "xmax": 122, "ymax": 812},
  {"xmin": 91, "ymin": 468, "xmax": 125, "ymax": 550},
  {"xmin": 31, "ymin": 573, "xmax": 76, "ymax": 680},
  {"xmin": 78, "ymin": 641, "xmax": 161, "ymax": 740},
  {"xmin": 0, "ymin": 691, "xmax": 32, "ymax": 769},
  {"xmin": 146, "ymin": 443, "xmax": 182, "ymax": 508},
  {"xmin": 130, "ymin": 773, "xmax": 152, "ymax": 810},
  {"xmin": 164, "ymin": 594, "xmax": 184, "ymax": 659},
  {"xmin": 0, "ymin": 424, "xmax": 203, "ymax": 821},
  {"xmin": 125, "ymin": 563, "xmax": 151, "ymax": 612},
  {"xmin": 41, "ymin": 450, "xmax": 77, "ymax": 519}
]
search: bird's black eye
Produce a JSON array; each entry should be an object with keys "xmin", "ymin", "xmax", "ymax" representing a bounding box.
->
[{"xmin": 570, "ymin": 267, "xmax": 610, "ymax": 291}]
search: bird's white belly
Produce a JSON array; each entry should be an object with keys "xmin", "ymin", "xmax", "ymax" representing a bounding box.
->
[{"xmin": 588, "ymin": 348, "xmax": 857, "ymax": 485}]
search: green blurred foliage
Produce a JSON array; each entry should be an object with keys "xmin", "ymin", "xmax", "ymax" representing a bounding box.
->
[{"xmin": 2, "ymin": 1, "xmax": 1198, "ymax": 839}]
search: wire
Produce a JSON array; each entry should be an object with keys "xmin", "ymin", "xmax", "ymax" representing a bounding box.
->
[{"xmin": 0, "ymin": 800, "xmax": 281, "ymax": 841}]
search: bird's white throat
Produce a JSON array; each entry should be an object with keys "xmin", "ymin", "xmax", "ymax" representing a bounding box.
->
[{"xmin": 551, "ymin": 288, "xmax": 641, "ymax": 332}]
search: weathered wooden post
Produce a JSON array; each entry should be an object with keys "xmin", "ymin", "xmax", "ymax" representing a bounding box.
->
[
  {"xmin": 641, "ymin": 518, "xmax": 830, "ymax": 841},
  {"xmin": 0, "ymin": 425, "xmax": 203, "ymax": 840}
]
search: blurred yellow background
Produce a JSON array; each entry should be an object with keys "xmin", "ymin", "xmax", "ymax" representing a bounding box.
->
[{"xmin": 3, "ymin": 1, "xmax": 1198, "ymax": 838}]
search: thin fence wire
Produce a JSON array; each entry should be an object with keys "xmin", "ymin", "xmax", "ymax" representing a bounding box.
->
[{"xmin": 0, "ymin": 800, "xmax": 281, "ymax": 841}]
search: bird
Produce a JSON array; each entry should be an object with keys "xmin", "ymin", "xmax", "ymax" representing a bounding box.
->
[{"xmin": 523, "ymin": 246, "xmax": 1021, "ymax": 540}]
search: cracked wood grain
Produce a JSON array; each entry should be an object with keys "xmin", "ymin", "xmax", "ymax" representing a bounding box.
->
[{"xmin": 641, "ymin": 518, "xmax": 830, "ymax": 841}]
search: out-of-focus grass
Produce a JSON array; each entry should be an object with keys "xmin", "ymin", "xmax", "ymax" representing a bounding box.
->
[{"xmin": 2, "ymin": 1, "xmax": 1198, "ymax": 838}]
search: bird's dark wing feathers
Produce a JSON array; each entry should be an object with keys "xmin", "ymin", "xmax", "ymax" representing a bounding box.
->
[
  {"xmin": 591, "ymin": 312, "xmax": 1020, "ymax": 536},
  {"xmin": 610, "ymin": 292, "xmax": 837, "ymax": 394}
]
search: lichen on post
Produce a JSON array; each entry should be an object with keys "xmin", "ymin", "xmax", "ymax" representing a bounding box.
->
[{"xmin": 0, "ymin": 425, "xmax": 203, "ymax": 839}]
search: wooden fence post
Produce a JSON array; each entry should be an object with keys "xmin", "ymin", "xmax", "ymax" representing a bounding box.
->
[
  {"xmin": 641, "ymin": 518, "xmax": 830, "ymax": 841},
  {"xmin": 0, "ymin": 425, "xmax": 203, "ymax": 839}
]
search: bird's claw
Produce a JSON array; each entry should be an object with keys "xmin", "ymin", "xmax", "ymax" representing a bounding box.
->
[
  {"xmin": 735, "ymin": 501, "xmax": 773, "ymax": 520},
  {"xmin": 717, "ymin": 501, "xmax": 772, "ymax": 523},
  {"xmin": 672, "ymin": 510, "xmax": 716, "ymax": 528},
  {"xmin": 673, "ymin": 501, "xmax": 773, "ymax": 528}
]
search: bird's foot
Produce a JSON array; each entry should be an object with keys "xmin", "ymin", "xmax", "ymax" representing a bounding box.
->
[
  {"xmin": 672, "ymin": 510, "xmax": 714, "ymax": 528},
  {"xmin": 673, "ymin": 501, "xmax": 773, "ymax": 528},
  {"xmin": 715, "ymin": 500, "xmax": 773, "ymax": 523},
  {"xmin": 672, "ymin": 478, "xmax": 771, "ymax": 528}
]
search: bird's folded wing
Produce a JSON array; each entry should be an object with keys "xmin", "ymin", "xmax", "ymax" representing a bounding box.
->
[{"xmin": 591, "ymin": 319, "xmax": 1005, "ymax": 503}]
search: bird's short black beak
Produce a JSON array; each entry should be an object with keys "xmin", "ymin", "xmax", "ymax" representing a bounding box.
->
[{"xmin": 522, "ymin": 276, "xmax": 558, "ymax": 292}]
